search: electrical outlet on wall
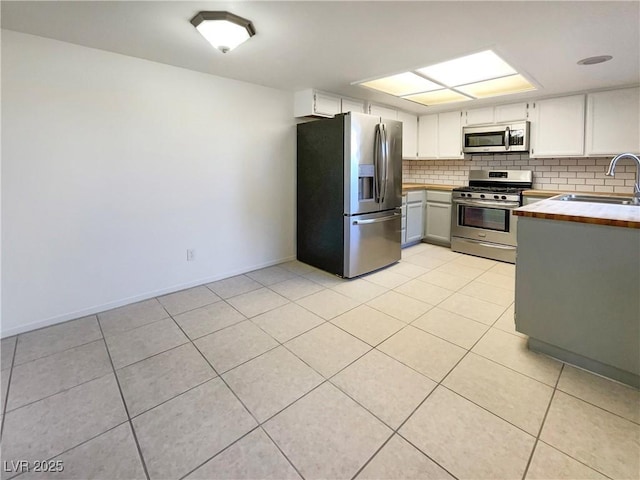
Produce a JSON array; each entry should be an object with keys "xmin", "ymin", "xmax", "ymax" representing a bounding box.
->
[{"xmin": 186, "ymin": 249, "xmax": 195, "ymax": 261}]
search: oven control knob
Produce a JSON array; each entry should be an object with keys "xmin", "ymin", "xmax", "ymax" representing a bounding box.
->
[
  {"xmin": 480, "ymin": 194, "xmax": 485, "ymax": 198},
  {"xmin": 501, "ymin": 195, "xmax": 507, "ymax": 200},
  {"xmin": 494, "ymin": 195, "xmax": 499, "ymax": 200}
]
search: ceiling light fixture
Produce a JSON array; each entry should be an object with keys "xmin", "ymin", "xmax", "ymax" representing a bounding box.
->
[
  {"xmin": 577, "ymin": 55, "xmax": 613, "ymax": 65},
  {"xmin": 190, "ymin": 11, "xmax": 256, "ymax": 54},
  {"xmin": 354, "ymin": 50, "xmax": 536, "ymax": 106}
]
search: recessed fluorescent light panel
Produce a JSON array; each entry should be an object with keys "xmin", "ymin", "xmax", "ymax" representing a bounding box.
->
[
  {"xmin": 354, "ymin": 50, "xmax": 536, "ymax": 106},
  {"xmin": 191, "ymin": 11, "xmax": 256, "ymax": 53}
]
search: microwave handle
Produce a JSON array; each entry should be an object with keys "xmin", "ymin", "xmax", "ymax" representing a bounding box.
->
[{"xmin": 504, "ymin": 126, "xmax": 511, "ymax": 151}]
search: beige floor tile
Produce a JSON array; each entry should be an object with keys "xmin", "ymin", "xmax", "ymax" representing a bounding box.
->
[
  {"xmin": 302, "ymin": 270, "xmax": 348, "ymax": 287},
  {"xmin": 268, "ymin": 276, "xmax": 325, "ymax": 301},
  {"xmin": 7, "ymin": 340, "xmax": 112, "ymax": 411},
  {"xmin": 362, "ymin": 269, "xmax": 411, "ymax": 289},
  {"xmin": 264, "ymin": 383, "xmax": 391, "ymax": 480},
  {"xmin": 401, "ymin": 243, "xmax": 432, "ymax": 257},
  {"xmin": 223, "ymin": 347, "xmax": 323, "ymax": 422},
  {"xmin": 451, "ymin": 255, "xmax": 498, "ymax": 271},
  {"xmin": 2, "ymin": 374, "xmax": 127, "ymax": 467},
  {"xmin": 195, "ymin": 321, "xmax": 278, "ymax": 373},
  {"xmin": 295, "ymin": 289, "xmax": 360, "ymax": 320},
  {"xmin": 416, "ymin": 269, "xmax": 472, "ymax": 291},
  {"xmin": 475, "ymin": 270, "xmax": 516, "ymax": 291},
  {"xmin": 332, "ymin": 279, "xmax": 389, "ymax": 303},
  {"xmin": 332, "ymin": 349, "xmax": 436, "ymax": 428},
  {"xmin": 443, "ymin": 353, "xmax": 554, "ymax": 435},
  {"xmin": 158, "ymin": 286, "xmax": 221, "ymax": 315},
  {"xmin": 438, "ymin": 292, "xmax": 507, "ymax": 325},
  {"xmin": 540, "ymin": 391, "xmax": 640, "ymax": 480},
  {"xmin": 117, "ymin": 343, "xmax": 216, "ymax": 417},
  {"xmin": 206, "ymin": 275, "xmax": 262, "ymax": 299},
  {"xmin": 367, "ymin": 291, "xmax": 433, "ymax": 323},
  {"xmin": 185, "ymin": 428, "xmax": 301, "ymax": 480},
  {"xmin": 402, "ymin": 254, "xmax": 448, "ymax": 270},
  {"xmin": 285, "ymin": 323, "xmax": 370, "ymax": 378},
  {"xmin": 394, "ymin": 279, "xmax": 454, "ymax": 306},
  {"xmin": 432, "ymin": 262, "xmax": 485, "ymax": 280},
  {"xmin": 557, "ymin": 365, "xmax": 640, "ymax": 423},
  {"xmin": 377, "ymin": 326, "xmax": 466, "ymax": 382},
  {"xmin": 387, "ymin": 261, "xmax": 431, "ymax": 279},
  {"xmin": 105, "ymin": 318, "xmax": 188, "ymax": 369},
  {"xmin": 173, "ymin": 301, "xmax": 246, "ymax": 340},
  {"xmin": 98, "ymin": 298, "xmax": 168, "ymax": 336},
  {"xmin": 331, "ymin": 305, "xmax": 405, "ymax": 346},
  {"xmin": 133, "ymin": 378, "xmax": 257, "ymax": 480},
  {"xmin": 1, "ymin": 337, "xmax": 16, "ymax": 370},
  {"xmin": 251, "ymin": 303, "xmax": 324, "ymax": 343},
  {"xmin": 226, "ymin": 287, "xmax": 289, "ymax": 318},
  {"xmin": 459, "ymin": 281, "xmax": 514, "ymax": 307},
  {"xmin": 1, "ymin": 370, "xmax": 10, "ymax": 413},
  {"xmin": 356, "ymin": 434, "xmax": 454, "ymax": 480},
  {"xmin": 412, "ymin": 307, "xmax": 489, "ymax": 349},
  {"xmin": 492, "ymin": 304, "xmax": 526, "ymax": 338},
  {"xmin": 472, "ymin": 329, "xmax": 563, "ymax": 386},
  {"xmin": 400, "ymin": 386, "xmax": 535, "ymax": 480},
  {"xmin": 526, "ymin": 441, "xmax": 608, "ymax": 480},
  {"xmin": 488, "ymin": 262, "xmax": 516, "ymax": 277},
  {"xmin": 14, "ymin": 316, "xmax": 102, "ymax": 366},
  {"xmin": 429, "ymin": 248, "xmax": 463, "ymax": 262},
  {"xmin": 246, "ymin": 266, "xmax": 299, "ymax": 286},
  {"xmin": 20, "ymin": 424, "xmax": 146, "ymax": 480},
  {"xmin": 278, "ymin": 260, "xmax": 317, "ymax": 276}
]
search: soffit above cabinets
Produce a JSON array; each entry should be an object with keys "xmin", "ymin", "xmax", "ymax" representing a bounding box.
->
[{"xmin": 1, "ymin": 1, "xmax": 638, "ymax": 114}]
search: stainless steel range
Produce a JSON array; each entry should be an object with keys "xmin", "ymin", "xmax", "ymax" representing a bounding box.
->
[{"xmin": 451, "ymin": 170, "xmax": 533, "ymax": 263}]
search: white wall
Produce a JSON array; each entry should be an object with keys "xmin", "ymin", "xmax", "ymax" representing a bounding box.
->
[{"xmin": 1, "ymin": 30, "xmax": 296, "ymax": 337}]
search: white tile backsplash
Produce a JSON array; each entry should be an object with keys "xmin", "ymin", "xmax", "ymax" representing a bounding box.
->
[{"xmin": 403, "ymin": 154, "xmax": 636, "ymax": 194}]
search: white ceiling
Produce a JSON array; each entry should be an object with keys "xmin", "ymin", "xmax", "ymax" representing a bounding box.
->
[{"xmin": 2, "ymin": 1, "xmax": 639, "ymax": 114}]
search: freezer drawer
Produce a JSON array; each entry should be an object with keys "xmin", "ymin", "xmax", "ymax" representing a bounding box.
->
[{"xmin": 344, "ymin": 210, "xmax": 401, "ymax": 278}]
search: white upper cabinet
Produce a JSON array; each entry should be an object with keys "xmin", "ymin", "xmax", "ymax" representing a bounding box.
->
[
  {"xmin": 294, "ymin": 89, "xmax": 341, "ymax": 117},
  {"xmin": 495, "ymin": 102, "xmax": 529, "ymax": 123},
  {"xmin": 464, "ymin": 107, "xmax": 495, "ymax": 125},
  {"xmin": 369, "ymin": 104, "xmax": 398, "ymax": 120},
  {"xmin": 438, "ymin": 111, "xmax": 464, "ymax": 158},
  {"xmin": 530, "ymin": 94, "xmax": 585, "ymax": 157},
  {"xmin": 417, "ymin": 114, "xmax": 438, "ymax": 158},
  {"xmin": 397, "ymin": 111, "xmax": 418, "ymax": 159},
  {"xmin": 341, "ymin": 97, "xmax": 366, "ymax": 114},
  {"xmin": 585, "ymin": 87, "xmax": 640, "ymax": 155}
]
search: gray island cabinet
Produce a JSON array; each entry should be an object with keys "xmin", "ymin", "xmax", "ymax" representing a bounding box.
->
[{"xmin": 514, "ymin": 199, "xmax": 640, "ymax": 388}]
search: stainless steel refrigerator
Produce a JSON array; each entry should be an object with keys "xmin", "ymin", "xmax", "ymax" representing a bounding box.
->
[{"xmin": 297, "ymin": 112, "xmax": 402, "ymax": 278}]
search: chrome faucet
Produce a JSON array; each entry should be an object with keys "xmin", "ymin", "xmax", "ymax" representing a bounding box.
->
[{"xmin": 605, "ymin": 153, "xmax": 640, "ymax": 204}]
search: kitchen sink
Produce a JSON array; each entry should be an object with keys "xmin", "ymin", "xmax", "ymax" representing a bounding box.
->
[{"xmin": 551, "ymin": 194, "xmax": 639, "ymax": 206}]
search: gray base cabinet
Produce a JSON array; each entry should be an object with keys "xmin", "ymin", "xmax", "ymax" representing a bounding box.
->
[
  {"xmin": 423, "ymin": 190, "xmax": 452, "ymax": 246},
  {"xmin": 515, "ymin": 216, "xmax": 640, "ymax": 388},
  {"xmin": 402, "ymin": 191, "xmax": 424, "ymax": 247}
]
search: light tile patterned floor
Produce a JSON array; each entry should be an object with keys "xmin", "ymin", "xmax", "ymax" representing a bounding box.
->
[{"xmin": 1, "ymin": 244, "xmax": 639, "ymax": 480}]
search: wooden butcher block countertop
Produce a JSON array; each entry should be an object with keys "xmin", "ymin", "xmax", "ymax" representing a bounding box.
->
[
  {"xmin": 402, "ymin": 183, "xmax": 458, "ymax": 192},
  {"xmin": 515, "ymin": 194, "xmax": 640, "ymax": 229}
]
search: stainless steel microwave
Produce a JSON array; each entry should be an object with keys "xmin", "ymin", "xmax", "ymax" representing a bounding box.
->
[{"xmin": 463, "ymin": 121, "xmax": 530, "ymax": 153}]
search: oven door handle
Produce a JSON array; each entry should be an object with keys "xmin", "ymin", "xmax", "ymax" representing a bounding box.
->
[{"xmin": 454, "ymin": 199, "xmax": 521, "ymax": 209}]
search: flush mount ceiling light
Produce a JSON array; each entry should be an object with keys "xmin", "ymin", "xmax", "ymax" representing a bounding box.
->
[
  {"xmin": 190, "ymin": 11, "xmax": 256, "ymax": 53},
  {"xmin": 354, "ymin": 50, "xmax": 536, "ymax": 106},
  {"xmin": 577, "ymin": 55, "xmax": 613, "ymax": 65}
]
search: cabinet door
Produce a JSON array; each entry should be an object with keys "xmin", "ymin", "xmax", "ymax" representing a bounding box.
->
[
  {"xmin": 406, "ymin": 202, "xmax": 424, "ymax": 244},
  {"xmin": 465, "ymin": 107, "xmax": 494, "ymax": 125},
  {"xmin": 369, "ymin": 104, "xmax": 398, "ymax": 120},
  {"xmin": 531, "ymin": 95, "xmax": 585, "ymax": 157},
  {"xmin": 424, "ymin": 202, "xmax": 452, "ymax": 245},
  {"xmin": 341, "ymin": 98, "xmax": 365, "ymax": 114},
  {"xmin": 314, "ymin": 92, "xmax": 341, "ymax": 117},
  {"xmin": 418, "ymin": 114, "xmax": 438, "ymax": 158},
  {"xmin": 438, "ymin": 111, "xmax": 464, "ymax": 158},
  {"xmin": 585, "ymin": 87, "xmax": 640, "ymax": 155},
  {"xmin": 397, "ymin": 111, "xmax": 418, "ymax": 159},
  {"xmin": 495, "ymin": 102, "xmax": 529, "ymax": 123}
]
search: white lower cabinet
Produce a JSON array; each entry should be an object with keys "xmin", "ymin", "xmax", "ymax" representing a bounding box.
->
[
  {"xmin": 423, "ymin": 190, "xmax": 452, "ymax": 246},
  {"xmin": 402, "ymin": 191, "xmax": 424, "ymax": 246}
]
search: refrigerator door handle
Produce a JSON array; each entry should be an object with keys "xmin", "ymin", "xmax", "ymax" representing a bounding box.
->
[
  {"xmin": 381, "ymin": 123, "xmax": 389, "ymax": 204},
  {"xmin": 352, "ymin": 212, "xmax": 400, "ymax": 225},
  {"xmin": 373, "ymin": 124, "xmax": 382, "ymax": 203}
]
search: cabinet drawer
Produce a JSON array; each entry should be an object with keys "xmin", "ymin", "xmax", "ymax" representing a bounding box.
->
[
  {"xmin": 407, "ymin": 190, "xmax": 424, "ymax": 203},
  {"xmin": 426, "ymin": 190, "xmax": 452, "ymax": 203}
]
